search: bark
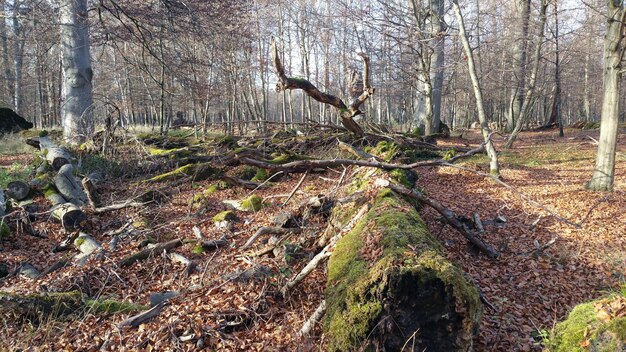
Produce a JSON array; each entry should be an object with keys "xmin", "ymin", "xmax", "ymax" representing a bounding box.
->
[
  {"xmin": 324, "ymin": 186, "xmax": 482, "ymax": 351},
  {"xmin": 430, "ymin": 0, "xmax": 446, "ymax": 134},
  {"xmin": 451, "ymin": 0, "xmax": 500, "ymax": 176},
  {"xmin": 59, "ymin": 0, "xmax": 94, "ymax": 144},
  {"xmin": 54, "ymin": 164, "xmax": 87, "ymax": 207},
  {"xmin": 507, "ymin": 0, "xmax": 531, "ymax": 131},
  {"xmin": 504, "ymin": 0, "xmax": 549, "ymax": 148},
  {"xmin": 586, "ymin": 2, "xmax": 625, "ymax": 191},
  {"xmin": 0, "ymin": 0, "xmax": 13, "ymax": 105},
  {"xmin": 6, "ymin": 180, "xmax": 30, "ymax": 201}
]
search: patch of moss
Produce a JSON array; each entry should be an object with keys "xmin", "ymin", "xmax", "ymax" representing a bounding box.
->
[
  {"xmin": 0, "ymin": 222, "xmax": 10, "ymax": 238},
  {"xmin": 212, "ymin": 210, "xmax": 237, "ymax": 223},
  {"xmin": 85, "ymin": 298, "xmax": 146, "ymax": 314},
  {"xmin": 371, "ymin": 141, "xmax": 399, "ymax": 162},
  {"xmin": 251, "ymin": 168, "xmax": 268, "ymax": 182},
  {"xmin": 442, "ymin": 149, "xmax": 457, "ymax": 161},
  {"xmin": 389, "ymin": 169, "xmax": 417, "ymax": 188},
  {"xmin": 192, "ymin": 245, "xmax": 204, "ymax": 254},
  {"xmin": 239, "ymin": 166, "xmax": 257, "ymax": 180},
  {"xmin": 240, "ymin": 194, "xmax": 264, "ymax": 212},
  {"xmin": 324, "ymin": 188, "xmax": 481, "ymax": 351},
  {"xmin": 548, "ymin": 294, "xmax": 626, "ymax": 352},
  {"xmin": 147, "ymin": 163, "xmax": 218, "ymax": 182},
  {"xmin": 73, "ymin": 237, "xmax": 86, "ymax": 247}
]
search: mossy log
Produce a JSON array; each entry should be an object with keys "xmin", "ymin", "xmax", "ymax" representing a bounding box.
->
[
  {"xmin": 548, "ymin": 294, "xmax": 626, "ymax": 352},
  {"xmin": 324, "ymin": 188, "xmax": 482, "ymax": 351},
  {"xmin": 0, "ymin": 291, "xmax": 145, "ymax": 323},
  {"xmin": 146, "ymin": 162, "xmax": 219, "ymax": 183}
]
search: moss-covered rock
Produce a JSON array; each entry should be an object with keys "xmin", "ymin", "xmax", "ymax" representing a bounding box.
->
[
  {"xmin": 324, "ymin": 187, "xmax": 482, "ymax": 351},
  {"xmin": 212, "ymin": 210, "xmax": 237, "ymax": 223},
  {"xmin": 548, "ymin": 294, "xmax": 626, "ymax": 352},
  {"xmin": 241, "ymin": 194, "xmax": 264, "ymax": 212}
]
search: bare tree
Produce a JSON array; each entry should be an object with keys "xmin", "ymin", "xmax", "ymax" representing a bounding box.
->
[
  {"xmin": 59, "ymin": 0, "xmax": 94, "ymax": 144},
  {"xmin": 451, "ymin": 0, "xmax": 499, "ymax": 176},
  {"xmin": 586, "ymin": 0, "xmax": 625, "ymax": 191}
]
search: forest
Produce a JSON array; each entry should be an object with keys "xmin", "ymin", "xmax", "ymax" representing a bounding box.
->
[{"xmin": 0, "ymin": 0, "xmax": 624, "ymax": 351}]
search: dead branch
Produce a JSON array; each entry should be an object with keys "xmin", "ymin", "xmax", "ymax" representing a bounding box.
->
[
  {"xmin": 374, "ymin": 179, "xmax": 500, "ymax": 258},
  {"xmin": 298, "ymin": 300, "xmax": 326, "ymax": 337},
  {"xmin": 117, "ymin": 239, "xmax": 184, "ymax": 267},
  {"xmin": 271, "ymin": 38, "xmax": 372, "ymax": 135},
  {"xmin": 237, "ymin": 139, "xmax": 486, "ymax": 173},
  {"xmin": 118, "ymin": 302, "xmax": 166, "ymax": 329},
  {"xmin": 282, "ymin": 171, "xmax": 308, "ymax": 207}
]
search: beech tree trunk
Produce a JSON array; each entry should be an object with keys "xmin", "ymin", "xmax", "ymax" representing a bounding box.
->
[
  {"xmin": 586, "ymin": 1, "xmax": 625, "ymax": 191},
  {"xmin": 452, "ymin": 0, "xmax": 500, "ymax": 176},
  {"xmin": 59, "ymin": 0, "xmax": 94, "ymax": 144}
]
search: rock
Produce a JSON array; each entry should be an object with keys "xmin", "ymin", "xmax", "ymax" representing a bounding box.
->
[
  {"xmin": 149, "ymin": 291, "xmax": 180, "ymax": 307},
  {"xmin": 74, "ymin": 233, "xmax": 101, "ymax": 255},
  {"xmin": 271, "ymin": 211, "xmax": 295, "ymax": 228},
  {"xmin": 0, "ymin": 263, "xmax": 8, "ymax": 279},
  {"xmin": 223, "ymin": 195, "xmax": 265, "ymax": 212},
  {"xmin": 212, "ymin": 210, "xmax": 238, "ymax": 230},
  {"xmin": 0, "ymin": 107, "xmax": 33, "ymax": 134},
  {"xmin": 17, "ymin": 262, "xmax": 40, "ymax": 279}
]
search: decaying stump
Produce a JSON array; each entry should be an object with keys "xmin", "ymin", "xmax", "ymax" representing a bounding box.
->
[{"xmin": 323, "ymin": 182, "xmax": 482, "ymax": 351}]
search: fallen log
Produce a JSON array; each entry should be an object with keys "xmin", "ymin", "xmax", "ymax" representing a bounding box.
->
[
  {"xmin": 375, "ymin": 179, "xmax": 500, "ymax": 258},
  {"xmin": 0, "ymin": 291, "xmax": 145, "ymax": 323},
  {"xmin": 6, "ymin": 181, "xmax": 30, "ymax": 201},
  {"xmin": 53, "ymin": 164, "xmax": 87, "ymax": 207},
  {"xmin": 323, "ymin": 185, "xmax": 482, "ymax": 351},
  {"xmin": 117, "ymin": 239, "xmax": 184, "ymax": 267}
]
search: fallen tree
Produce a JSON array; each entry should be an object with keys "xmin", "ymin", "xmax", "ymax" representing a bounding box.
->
[{"xmin": 321, "ymin": 175, "xmax": 483, "ymax": 351}]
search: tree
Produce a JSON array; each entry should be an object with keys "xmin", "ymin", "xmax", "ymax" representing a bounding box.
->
[
  {"xmin": 451, "ymin": 0, "xmax": 500, "ymax": 176},
  {"xmin": 59, "ymin": 0, "xmax": 94, "ymax": 144},
  {"xmin": 507, "ymin": 0, "xmax": 531, "ymax": 132},
  {"xmin": 586, "ymin": 0, "xmax": 625, "ymax": 191}
]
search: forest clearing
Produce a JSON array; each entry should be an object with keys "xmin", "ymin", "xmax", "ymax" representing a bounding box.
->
[
  {"xmin": 0, "ymin": 126, "xmax": 624, "ymax": 351},
  {"xmin": 2, "ymin": 0, "xmax": 626, "ymax": 350}
]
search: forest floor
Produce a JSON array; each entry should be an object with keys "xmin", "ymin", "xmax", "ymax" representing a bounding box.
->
[{"xmin": 0, "ymin": 127, "xmax": 624, "ymax": 351}]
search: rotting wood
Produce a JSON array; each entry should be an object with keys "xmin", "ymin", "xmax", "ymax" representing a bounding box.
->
[
  {"xmin": 237, "ymin": 139, "xmax": 486, "ymax": 173},
  {"xmin": 374, "ymin": 179, "xmax": 500, "ymax": 258},
  {"xmin": 81, "ymin": 177, "xmax": 101, "ymax": 209},
  {"xmin": 6, "ymin": 181, "xmax": 30, "ymax": 201},
  {"xmin": 117, "ymin": 239, "xmax": 184, "ymax": 267}
]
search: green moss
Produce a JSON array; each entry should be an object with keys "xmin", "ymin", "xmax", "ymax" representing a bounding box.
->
[
  {"xmin": 146, "ymin": 146, "xmax": 191, "ymax": 158},
  {"xmin": 371, "ymin": 141, "xmax": 399, "ymax": 162},
  {"xmin": 251, "ymin": 168, "xmax": 269, "ymax": 182},
  {"xmin": 205, "ymin": 184, "xmax": 220, "ymax": 194},
  {"xmin": 192, "ymin": 245, "xmax": 204, "ymax": 254},
  {"xmin": 147, "ymin": 163, "xmax": 218, "ymax": 182},
  {"xmin": 442, "ymin": 149, "xmax": 457, "ymax": 161},
  {"xmin": 212, "ymin": 210, "xmax": 237, "ymax": 223},
  {"xmin": 85, "ymin": 298, "xmax": 146, "ymax": 314},
  {"xmin": 239, "ymin": 166, "xmax": 257, "ymax": 180},
  {"xmin": 73, "ymin": 237, "xmax": 85, "ymax": 247},
  {"xmin": 240, "ymin": 194, "xmax": 264, "ymax": 212},
  {"xmin": 324, "ymin": 188, "xmax": 481, "ymax": 351},
  {"xmin": 43, "ymin": 184, "xmax": 58, "ymax": 198},
  {"xmin": 548, "ymin": 294, "xmax": 626, "ymax": 352},
  {"xmin": 389, "ymin": 169, "xmax": 417, "ymax": 188},
  {"xmin": 0, "ymin": 222, "xmax": 10, "ymax": 238}
]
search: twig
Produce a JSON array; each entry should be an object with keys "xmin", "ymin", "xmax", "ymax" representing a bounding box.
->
[
  {"xmin": 298, "ymin": 300, "xmax": 327, "ymax": 337},
  {"xmin": 242, "ymin": 227, "xmax": 303, "ymax": 249},
  {"xmin": 282, "ymin": 170, "xmax": 308, "ymax": 207}
]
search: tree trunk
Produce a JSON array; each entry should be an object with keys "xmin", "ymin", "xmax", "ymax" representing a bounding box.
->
[
  {"xmin": 430, "ymin": 0, "xmax": 446, "ymax": 133},
  {"xmin": 507, "ymin": 0, "xmax": 531, "ymax": 132},
  {"xmin": 452, "ymin": 0, "xmax": 500, "ymax": 176},
  {"xmin": 586, "ymin": 2, "xmax": 625, "ymax": 191},
  {"xmin": 324, "ymin": 187, "xmax": 482, "ymax": 351},
  {"xmin": 59, "ymin": 0, "xmax": 94, "ymax": 144}
]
